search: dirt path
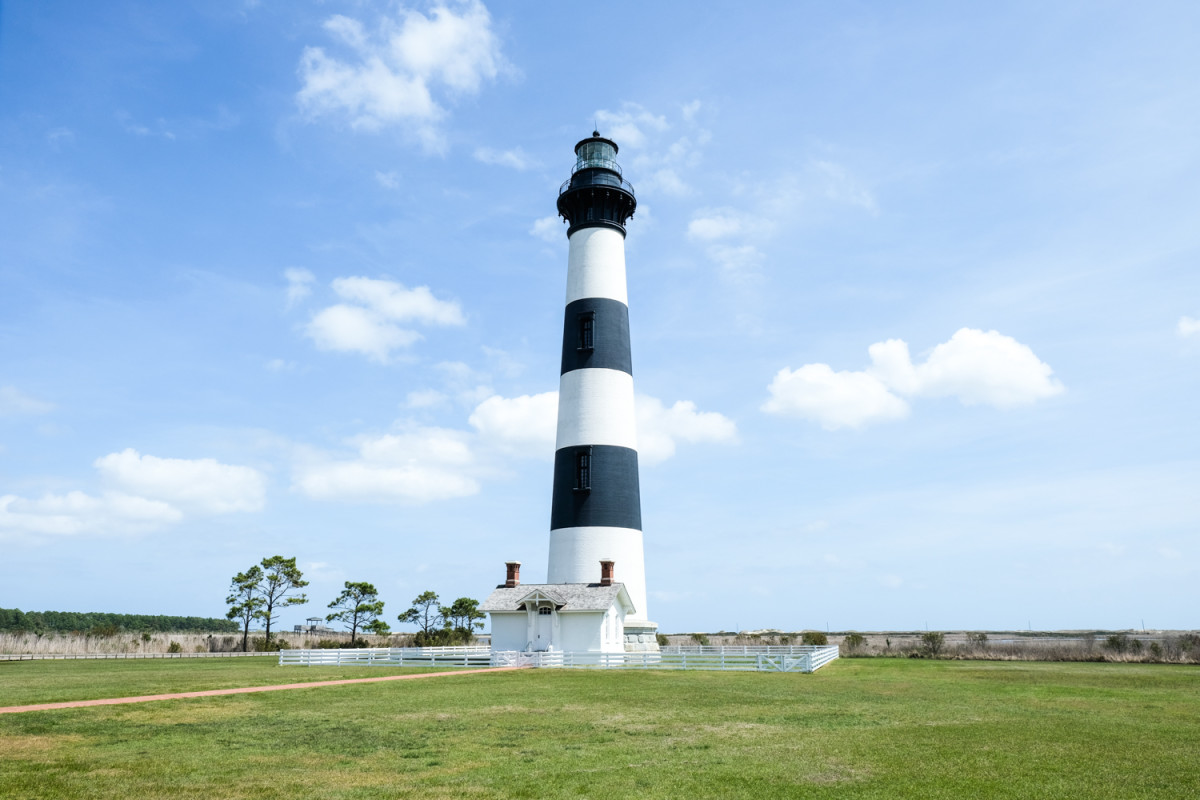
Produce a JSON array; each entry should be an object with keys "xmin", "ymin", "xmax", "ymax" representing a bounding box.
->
[{"xmin": 0, "ymin": 666, "xmax": 526, "ymax": 714}]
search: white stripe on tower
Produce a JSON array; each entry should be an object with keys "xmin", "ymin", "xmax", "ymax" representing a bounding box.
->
[{"xmin": 547, "ymin": 131, "xmax": 650, "ymax": 626}]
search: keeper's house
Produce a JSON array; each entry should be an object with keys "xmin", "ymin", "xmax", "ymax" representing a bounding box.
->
[{"xmin": 480, "ymin": 561, "xmax": 635, "ymax": 653}]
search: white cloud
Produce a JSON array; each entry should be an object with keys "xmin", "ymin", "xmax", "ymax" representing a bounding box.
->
[
  {"xmin": 764, "ymin": 328, "xmax": 1064, "ymax": 429},
  {"xmin": 474, "ymin": 146, "xmax": 535, "ymax": 170},
  {"xmin": 681, "ymin": 99, "xmax": 702, "ymax": 122},
  {"xmin": 0, "ymin": 492, "xmax": 182, "ymax": 537},
  {"xmin": 635, "ymin": 397, "xmax": 739, "ymax": 465},
  {"xmin": 307, "ymin": 304, "xmax": 423, "ymax": 362},
  {"xmin": 763, "ymin": 364, "xmax": 910, "ymax": 430},
  {"xmin": 469, "ymin": 392, "xmax": 558, "ymax": 456},
  {"xmin": 332, "ymin": 277, "xmax": 465, "ymax": 325},
  {"xmin": 0, "ymin": 449, "xmax": 265, "ymax": 539},
  {"xmin": 530, "ymin": 215, "xmax": 563, "ymax": 243},
  {"xmin": 305, "ymin": 277, "xmax": 463, "ymax": 362},
  {"xmin": 0, "ymin": 386, "xmax": 53, "ymax": 416},
  {"xmin": 375, "ymin": 170, "xmax": 401, "ymax": 189},
  {"xmin": 284, "ymin": 267, "xmax": 315, "ymax": 307},
  {"xmin": 294, "ymin": 427, "xmax": 479, "ymax": 503},
  {"xmin": 296, "ymin": 2, "xmax": 508, "ymax": 150},
  {"xmin": 94, "ymin": 448, "xmax": 266, "ymax": 514},
  {"xmin": 1178, "ymin": 316, "xmax": 1200, "ymax": 337},
  {"xmin": 914, "ymin": 328, "xmax": 1064, "ymax": 407}
]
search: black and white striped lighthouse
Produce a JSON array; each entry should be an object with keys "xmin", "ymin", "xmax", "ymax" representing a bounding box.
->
[{"xmin": 547, "ymin": 132, "xmax": 656, "ymax": 645}]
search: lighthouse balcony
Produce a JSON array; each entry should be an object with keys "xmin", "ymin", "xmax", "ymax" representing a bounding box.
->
[{"xmin": 559, "ymin": 171, "xmax": 635, "ymax": 198}]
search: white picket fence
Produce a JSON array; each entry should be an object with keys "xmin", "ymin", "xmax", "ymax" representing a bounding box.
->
[
  {"xmin": 279, "ymin": 645, "xmax": 839, "ymax": 673},
  {"xmin": 278, "ymin": 646, "xmax": 492, "ymax": 668}
]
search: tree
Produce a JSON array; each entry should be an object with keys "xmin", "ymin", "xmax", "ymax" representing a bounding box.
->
[
  {"xmin": 255, "ymin": 555, "xmax": 308, "ymax": 646},
  {"xmin": 442, "ymin": 597, "xmax": 485, "ymax": 642},
  {"xmin": 398, "ymin": 591, "xmax": 444, "ymax": 637},
  {"xmin": 226, "ymin": 566, "xmax": 264, "ymax": 653},
  {"xmin": 326, "ymin": 581, "xmax": 387, "ymax": 645}
]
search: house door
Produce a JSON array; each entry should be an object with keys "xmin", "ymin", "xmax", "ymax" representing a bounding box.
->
[{"xmin": 534, "ymin": 606, "xmax": 553, "ymax": 651}]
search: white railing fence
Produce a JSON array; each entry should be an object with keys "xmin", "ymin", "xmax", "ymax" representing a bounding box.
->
[{"xmin": 279, "ymin": 645, "xmax": 839, "ymax": 673}]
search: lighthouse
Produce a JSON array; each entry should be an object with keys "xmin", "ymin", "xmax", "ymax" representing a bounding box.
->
[
  {"xmin": 547, "ymin": 132, "xmax": 657, "ymax": 648},
  {"xmin": 481, "ymin": 132, "xmax": 656, "ymax": 653}
]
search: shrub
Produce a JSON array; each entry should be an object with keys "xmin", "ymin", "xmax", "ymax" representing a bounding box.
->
[
  {"xmin": 966, "ymin": 632, "xmax": 989, "ymax": 647},
  {"xmin": 1105, "ymin": 634, "xmax": 1129, "ymax": 654},
  {"xmin": 655, "ymin": 633, "xmax": 669, "ymax": 647},
  {"xmin": 167, "ymin": 641, "xmax": 182, "ymax": 653},
  {"xmin": 920, "ymin": 631, "xmax": 945, "ymax": 657},
  {"xmin": 690, "ymin": 633, "xmax": 710, "ymax": 646},
  {"xmin": 842, "ymin": 632, "xmax": 865, "ymax": 653},
  {"xmin": 802, "ymin": 631, "xmax": 828, "ymax": 646}
]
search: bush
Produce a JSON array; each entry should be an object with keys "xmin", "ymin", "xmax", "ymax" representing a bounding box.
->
[
  {"xmin": 690, "ymin": 633, "xmax": 710, "ymax": 646},
  {"xmin": 167, "ymin": 641, "xmax": 182, "ymax": 653},
  {"xmin": 802, "ymin": 631, "xmax": 828, "ymax": 646},
  {"xmin": 655, "ymin": 633, "xmax": 669, "ymax": 647},
  {"xmin": 842, "ymin": 632, "xmax": 865, "ymax": 653},
  {"xmin": 1105, "ymin": 634, "xmax": 1129, "ymax": 654},
  {"xmin": 920, "ymin": 631, "xmax": 945, "ymax": 657},
  {"xmin": 966, "ymin": 632, "xmax": 989, "ymax": 647}
]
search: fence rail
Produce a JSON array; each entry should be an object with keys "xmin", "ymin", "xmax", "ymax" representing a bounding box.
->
[
  {"xmin": 279, "ymin": 645, "xmax": 840, "ymax": 673},
  {"xmin": 1, "ymin": 651, "xmax": 270, "ymax": 661}
]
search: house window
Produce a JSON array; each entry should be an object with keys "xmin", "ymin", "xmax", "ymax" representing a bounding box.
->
[
  {"xmin": 578, "ymin": 311, "xmax": 595, "ymax": 351},
  {"xmin": 574, "ymin": 448, "xmax": 591, "ymax": 491},
  {"xmin": 538, "ymin": 606, "xmax": 552, "ymax": 616}
]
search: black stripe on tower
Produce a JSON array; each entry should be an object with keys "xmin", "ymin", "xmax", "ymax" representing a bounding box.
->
[
  {"xmin": 550, "ymin": 445, "xmax": 642, "ymax": 530},
  {"xmin": 560, "ymin": 298, "xmax": 632, "ymax": 376}
]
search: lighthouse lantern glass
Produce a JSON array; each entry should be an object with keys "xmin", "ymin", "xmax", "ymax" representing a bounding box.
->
[{"xmin": 575, "ymin": 140, "xmax": 620, "ymax": 175}]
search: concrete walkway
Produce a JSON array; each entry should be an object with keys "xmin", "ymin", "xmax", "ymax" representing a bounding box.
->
[{"xmin": 0, "ymin": 666, "xmax": 525, "ymax": 714}]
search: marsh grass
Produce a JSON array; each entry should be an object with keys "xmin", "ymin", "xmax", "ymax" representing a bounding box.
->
[{"xmin": 2, "ymin": 657, "xmax": 1198, "ymax": 798}]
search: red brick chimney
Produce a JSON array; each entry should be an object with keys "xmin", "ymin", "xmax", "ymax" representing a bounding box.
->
[
  {"xmin": 599, "ymin": 560, "xmax": 615, "ymax": 587},
  {"xmin": 505, "ymin": 561, "xmax": 521, "ymax": 588}
]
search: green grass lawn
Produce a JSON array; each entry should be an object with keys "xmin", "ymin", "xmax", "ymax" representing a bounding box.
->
[
  {"xmin": 1, "ymin": 658, "xmax": 1197, "ymax": 799},
  {"xmin": 0, "ymin": 657, "xmax": 441, "ymax": 706}
]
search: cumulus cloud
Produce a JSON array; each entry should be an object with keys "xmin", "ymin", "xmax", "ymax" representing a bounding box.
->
[
  {"xmin": 1178, "ymin": 316, "xmax": 1200, "ymax": 337},
  {"xmin": 764, "ymin": 328, "xmax": 1064, "ymax": 429},
  {"xmin": 474, "ymin": 146, "xmax": 535, "ymax": 170},
  {"xmin": 763, "ymin": 364, "xmax": 910, "ymax": 430},
  {"xmin": 305, "ymin": 277, "xmax": 464, "ymax": 362},
  {"xmin": 94, "ymin": 448, "xmax": 267, "ymax": 514},
  {"xmin": 595, "ymin": 105, "xmax": 669, "ymax": 149},
  {"xmin": 0, "ymin": 449, "xmax": 266, "ymax": 539},
  {"xmin": 0, "ymin": 386, "xmax": 53, "ymax": 416},
  {"xmin": 469, "ymin": 391, "xmax": 558, "ymax": 455},
  {"xmin": 636, "ymin": 397, "xmax": 739, "ymax": 465},
  {"xmin": 296, "ymin": 1, "xmax": 508, "ymax": 150},
  {"xmin": 530, "ymin": 215, "xmax": 563, "ymax": 243},
  {"xmin": 294, "ymin": 427, "xmax": 480, "ymax": 503},
  {"xmin": 284, "ymin": 267, "xmax": 316, "ymax": 307},
  {"xmin": 0, "ymin": 492, "xmax": 182, "ymax": 537}
]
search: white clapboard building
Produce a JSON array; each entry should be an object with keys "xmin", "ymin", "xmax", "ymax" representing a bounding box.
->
[{"xmin": 481, "ymin": 561, "xmax": 635, "ymax": 653}]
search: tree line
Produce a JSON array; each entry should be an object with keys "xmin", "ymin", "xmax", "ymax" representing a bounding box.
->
[
  {"xmin": 225, "ymin": 556, "xmax": 485, "ymax": 651},
  {"xmin": 0, "ymin": 608, "xmax": 238, "ymax": 635}
]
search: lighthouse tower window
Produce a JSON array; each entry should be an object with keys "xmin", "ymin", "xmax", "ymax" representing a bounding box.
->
[
  {"xmin": 574, "ymin": 448, "xmax": 592, "ymax": 492},
  {"xmin": 578, "ymin": 312, "xmax": 595, "ymax": 351}
]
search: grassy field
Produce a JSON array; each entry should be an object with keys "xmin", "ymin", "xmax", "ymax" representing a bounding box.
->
[{"xmin": 1, "ymin": 658, "xmax": 1197, "ymax": 799}]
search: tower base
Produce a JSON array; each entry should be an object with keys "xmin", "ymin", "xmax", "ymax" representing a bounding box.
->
[{"xmin": 624, "ymin": 620, "xmax": 660, "ymax": 652}]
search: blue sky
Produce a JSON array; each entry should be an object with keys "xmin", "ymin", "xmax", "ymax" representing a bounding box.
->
[{"xmin": 2, "ymin": 1, "xmax": 1198, "ymax": 634}]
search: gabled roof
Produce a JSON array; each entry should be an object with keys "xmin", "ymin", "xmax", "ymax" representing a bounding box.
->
[{"xmin": 480, "ymin": 583, "xmax": 635, "ymax": 614}]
